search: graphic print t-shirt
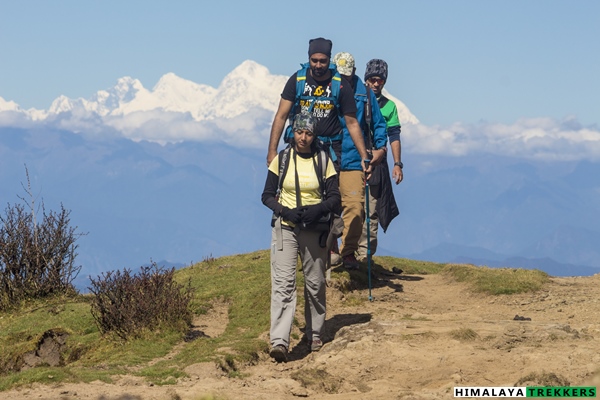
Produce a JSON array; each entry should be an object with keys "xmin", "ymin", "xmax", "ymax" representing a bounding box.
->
[{"xmin": 281, "ymin": 71, "xmax": 357, "ymax": 138}]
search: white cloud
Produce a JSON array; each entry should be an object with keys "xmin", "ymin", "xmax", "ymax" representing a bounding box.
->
[
  {"xmin": 404, "ymin": 117, "xmax": 600, "ymax": 161},
  {"xmin": 96, "ymin": 108, "xmax": 274, "ymax": 148},
  {"xmin": 2, "ymin": 104, "xmax": 600, "ymax": 161},
  {"xmin": 0, "ymin": 110, "xmax": 33, "ymax": 128}
]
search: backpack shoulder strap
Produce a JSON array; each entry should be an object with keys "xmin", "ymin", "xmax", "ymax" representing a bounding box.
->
[
  {"xmin": 277, "ymin": 146, "xmax": 292, "ymax": 196},
  {"xmin": 365, "ymin": 86, "xmax": 372, "ymax": 126},
  {"xmin": 330, "ymin": 66, "xmax": 341, "ymax": 99},
  {"xmin": 330, "ymin": 65, "xmax": 342, "ymax": 119},
  {"xmin": 296, "ymin": 63, "xmax": 316, "ymax": 113},
  {"xmin": 314, "ymin": 148, "xmax": 328, "ymax": 199},
  {"xmin": 296, "ymin": 64, "xmax": 307, "ymax": 97},
  {"xmin": 364, "ymin": 85, "xmax": 374, "ymax": 150}
]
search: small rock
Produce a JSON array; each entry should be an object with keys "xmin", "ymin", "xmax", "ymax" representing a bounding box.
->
[{"xmin": 291, "ymin": 388, "xmax": 309, "ymax": 397}]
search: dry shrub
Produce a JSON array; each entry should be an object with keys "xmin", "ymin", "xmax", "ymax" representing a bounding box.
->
[
  {"xmin": 88, "ymin": 263, "xmax": 193, "ymax": 340},
  {"xmin": 0, "ymin": 199, "xmax": 82, "ymax": 310},
  {"xmin": 515, "ymin": 370, "xmax": 570, "ymax": 386},
  {"xmin": 291, "ymin": 368, "xmax": 341, "ymax": 394},
  {"xmin": 449, "ymin": 327, "xmax": 479, "ymax": 341}
]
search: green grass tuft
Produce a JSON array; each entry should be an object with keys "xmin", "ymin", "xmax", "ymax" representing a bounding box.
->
[
  {"xmin": 442, "ymin": 263, "xmax": 549, "ymax": 295},
  {"xmin": 373, "ymin": 256, "xmax": 446, "ymax": 275}
]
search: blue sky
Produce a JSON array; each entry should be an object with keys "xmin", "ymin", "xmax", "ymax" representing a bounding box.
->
[{"xmin": 1, "ymin": 0, "xmax": 598, "ymax": 127}]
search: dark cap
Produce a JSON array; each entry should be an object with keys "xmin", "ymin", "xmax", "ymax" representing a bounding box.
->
[
  {"xmin": 308, "ymin": 37, "xmax": 332, "ymax": 58},
  {"xmin": 364, "ymin": 59, "xmax": 389, "ymax": 82}
]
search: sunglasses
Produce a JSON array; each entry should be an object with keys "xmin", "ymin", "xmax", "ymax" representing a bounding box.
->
[{"xmin": 367, "ymin": 77, "xmax": 385, "ymax": 85}]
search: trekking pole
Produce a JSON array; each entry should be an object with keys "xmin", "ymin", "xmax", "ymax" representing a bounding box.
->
[{"xmin": 364, "ymin": 159, "xmax": 373, "ymax": 302}]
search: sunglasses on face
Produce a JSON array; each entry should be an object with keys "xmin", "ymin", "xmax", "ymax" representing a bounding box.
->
[{"xmin": 367, "ymin": 77, "xmax": 385, "ymax": 85}]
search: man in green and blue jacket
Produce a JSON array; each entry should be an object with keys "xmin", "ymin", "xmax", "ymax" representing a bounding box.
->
[{"xmin": 357, "ymin": 58, "xmax": 403, "ymax": 262}]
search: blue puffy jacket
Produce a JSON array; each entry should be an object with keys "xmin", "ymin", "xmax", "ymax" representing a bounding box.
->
[{"xmin": 340, "ymin": 75, "xmax": 388, "ymax": 171}]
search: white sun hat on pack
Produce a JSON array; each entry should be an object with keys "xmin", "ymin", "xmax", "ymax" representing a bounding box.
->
[{"xmin": 333, "ymin": 52, "xmax": 355, "ymax": 76}]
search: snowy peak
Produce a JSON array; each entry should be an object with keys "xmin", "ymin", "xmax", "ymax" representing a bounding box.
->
[
  {"xmin": 153, "ymin": 72, "xmax": 215, "ymax": 98},
  {"xmin": 0, "ymin": 60, "xmax": 420, "ymax": 136},
  {"xmin": 48, "ymin": 95, "xmax": 79, "ymax": 114},
  {"xmin": 44, "ymin": 77, "xmax": 145, "ymax": 117},
  {"xmin": 223, "ymin": 60, "xmax": 273, "ymax": 82},
  {"xmin": 149, "ymin": 72, "xmax": 217, "ymax": 117},
  {"xmin": 211, "ymin": 60, "xmax": 287, "ymax": 119},
  {"xmin": 90, "ymin": 77, "xmax": 145, "ymax": 115},
  {"xmin": 104, "ymin": 76, "xmax": 144, "ymax": 104}
]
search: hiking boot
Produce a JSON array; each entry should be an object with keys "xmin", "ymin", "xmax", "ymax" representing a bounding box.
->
[
  {"xmin": 310, "ymin": 339, "xmax": 323, "ymax": 352},
  {"xmin": 330, "ymin": 251, "xmax": 342, "ymax": 266},
  {"xmin": 343, "ymin": 254, "xmax": 359, "ymax": 270},
  {"xmin": 269, "ymin": 345, "xmax": 288, "ymax": 363}
]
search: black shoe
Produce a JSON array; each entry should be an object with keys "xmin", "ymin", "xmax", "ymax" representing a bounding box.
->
[
  {"xmin": 270, "ymin": 345, "xmax": 288, "ymax": 362},
  {"xmin": 343, "ymin": 255, "xmax": 360, "ymax": 270}
]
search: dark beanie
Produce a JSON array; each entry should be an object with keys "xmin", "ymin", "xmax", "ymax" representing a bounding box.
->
[
  {"xmin": 308, "ymin": 37, "xmax": 332, "ymax": 57},
  {"xmin": 364, "ymin": 59, "xmax": 388, "ymax": 82}
]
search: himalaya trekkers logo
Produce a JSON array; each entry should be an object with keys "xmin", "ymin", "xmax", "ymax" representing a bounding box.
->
[{"xmin": 453, "ymin": 386, "xmax": 597, "ymax": 398}]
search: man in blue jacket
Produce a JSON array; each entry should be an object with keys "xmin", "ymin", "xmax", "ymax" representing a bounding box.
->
[{"xmin": 332, "ymin": 52, "xmax": 388, "ymax": 270}]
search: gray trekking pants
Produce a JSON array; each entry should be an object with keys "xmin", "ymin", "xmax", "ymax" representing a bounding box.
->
[{"xmin": 270, "ymin": 226, "xmax": 327, "ymax": 349}]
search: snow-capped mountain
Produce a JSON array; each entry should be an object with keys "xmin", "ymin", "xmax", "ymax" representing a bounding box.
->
[
  {"xmin": 0, "ymin": 60, "xmax": 419, "ymax": 140},
  {"xmin": 208, "ymin": 60, "xmax": 289, "ymax": 119}
]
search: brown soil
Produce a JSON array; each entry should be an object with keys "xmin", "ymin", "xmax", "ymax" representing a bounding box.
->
[{"xmin": 5, "ymin": 270, "xmax": 600, "ymax": 399}]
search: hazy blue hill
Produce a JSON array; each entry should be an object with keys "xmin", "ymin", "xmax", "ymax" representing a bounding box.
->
[
  {"xmin": 377, "ymin": 152, "xmax": 600, "ymax": 275},
  {"xmin": 564, "ymin": 160, "xmax": 600, "ymax": 190},
  {"xmin": 1, "ymin": 127, "xmax": 273, "ymax": 287},
  {"xmin": 3, "ymin": 126, "xmax": 600, "ymax": 286},
  {"xmin": 395, "ymin": 241, "xmax": 600, "ymax": 277},
  {"xmin": 518, "ymin": 225, "xmax": 600, "ymax": 266},
  {"xmin": 406, "ymin": 242, "xmax": 508, "ymax": 263},
  {"xmin": 454, "ymin": 256, "xmax": 600, "ymax": 277}
]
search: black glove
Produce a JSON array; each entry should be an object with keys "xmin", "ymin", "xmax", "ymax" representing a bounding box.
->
[
  {"xmin": 300, "ymin": 204, "xmax": 326, "ymax": 226},
  {"xmin": 280, "ymin": 206, "xmax": 303, "ymax": 224}
]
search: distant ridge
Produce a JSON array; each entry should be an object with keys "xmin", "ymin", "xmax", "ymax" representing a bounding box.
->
[{"xmin": 392, "ymin": 241, "xmax": 600, "ymax": 277}]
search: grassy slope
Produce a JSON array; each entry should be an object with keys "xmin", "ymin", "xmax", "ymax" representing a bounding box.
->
[{"xmin": 0, "ymin": 250, "xmax": 549, "ymax": 391}]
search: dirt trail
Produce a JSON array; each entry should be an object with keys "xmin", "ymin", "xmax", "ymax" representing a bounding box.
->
[{"xmin": 6, "ymin": 271, "xmax": 600, "ymax": 399}]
